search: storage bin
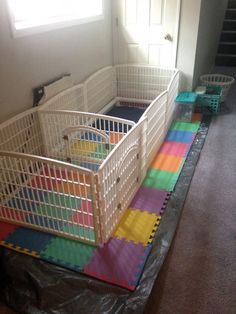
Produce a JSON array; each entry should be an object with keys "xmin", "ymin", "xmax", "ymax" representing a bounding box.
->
[
  {"xmin": 175, "ymin": 92, "xmax": 198, "ymax": 122},
  {"xmin": 196, "ymin": 86, "xmax": 222, "ymax": 113}
]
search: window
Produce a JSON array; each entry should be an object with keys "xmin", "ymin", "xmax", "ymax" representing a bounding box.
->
[{"xmin": 7, "ymin": 0, "xmax": 104, "ymax": 37}]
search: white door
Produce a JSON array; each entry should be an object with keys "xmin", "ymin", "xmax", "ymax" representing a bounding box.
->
[{"xmin": 112, "ymin": 0, "xmax": 180, "ymax": 67}]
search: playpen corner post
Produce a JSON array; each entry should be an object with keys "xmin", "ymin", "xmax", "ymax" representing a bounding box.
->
[
  {"xmin": 93, "ymin": 173, "xmax": 104, "ymax": 245},
  {"xmin": 37, "ymin": 111, "xmax": 48, "ymax": 157},
  {"xmin": 140, "ymin": 117, "xmax": 148, "ymax": 182}
]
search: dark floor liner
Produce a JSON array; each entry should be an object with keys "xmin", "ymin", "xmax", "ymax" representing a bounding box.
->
[
  {"xmin": 0, "ymin": 117, "xmax": 210, "ymax": 314},
  {"xmin": 106, "ymin": 105, "xmax": 146, "ymax": 123}
]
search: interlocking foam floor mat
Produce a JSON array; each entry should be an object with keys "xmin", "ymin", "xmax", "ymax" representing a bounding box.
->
[{"xmin": 0, "ymin": 114, "xmax": 201, "ymax": 291}]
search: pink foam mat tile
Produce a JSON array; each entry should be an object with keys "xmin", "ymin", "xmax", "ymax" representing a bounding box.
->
[
  {"xmin": 130, "ymin": 187, "xmax": 170, "ymax": 215},
  {"xmin": 0, "ymin": 207, "xmax": 28, "ymax": 224},
  {"xmin": 159, "ymin": 141, "xmax": 190, "ymax": 157},
  {"xmin": 84, "ymin": 237, "xmax": 152, "ymax": 290},
  {"xmin": 70, "ymin": 200, "xmax": 94, "ymax": 227},
  {"xmin": 0, "ymin": 221, "xmax": 19, "ymax": 240}
]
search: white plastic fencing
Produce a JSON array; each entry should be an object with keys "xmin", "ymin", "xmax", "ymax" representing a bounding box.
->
[
  {"xmin": 39, "ymin": 83, "xmax": 84, "ymax": 112},
  {"xmin": 144, "ymin": 91, "xmax": 168, "ymax": 166},
  {"xmin": 0, "ymin": 108, "xmax": 43, "ymax": 155},
  {"xmin": 166, "ymin": 70, "xmax": 180, "ymax": 131},
  {"xmin": 41, "ymin": 64, "xmax": 177, "ymax": 114},
  {"xmin": 84, "ymin": 66, "xmax": 117, "ymax": 113},
  {"xmin": 0, "ymin": 151, "xmax": 101, "ymax": 244},
  {"xmin": 97, "ymin": 118, "xmax": 146, "ymax": 243},
  {"xmin": 38, "ymin": 110, "xmax": 134, "ymax": 168},
  {"xmin": 0, "ymin": 64, "xmax": 180, "ymax": 245},
  {"xmin": 115, "ymin": 64, "xmax": 176, "ymax": 102}
]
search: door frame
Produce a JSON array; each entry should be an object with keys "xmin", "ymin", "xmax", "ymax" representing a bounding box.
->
[{"xmin": 111, "ymin": 0, "xmax": 182, "ymax": 68}]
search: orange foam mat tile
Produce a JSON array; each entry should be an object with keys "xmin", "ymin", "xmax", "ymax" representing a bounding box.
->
[
  {"xmin": 150, "ymin": 153, "xmax": 184, "ymax": 173},
  {"xmin": 109, "ymin": 132, "xmax": 125, "ymax": 144}
]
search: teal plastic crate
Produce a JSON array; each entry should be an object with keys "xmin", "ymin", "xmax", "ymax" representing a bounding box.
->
[
  {"xmin": 196, "ymin": 86, "xmax": 222, "ymax": 113},
  {"xmin": 175, "ymin": 92, "xmax": 198, "ymax": 122}
]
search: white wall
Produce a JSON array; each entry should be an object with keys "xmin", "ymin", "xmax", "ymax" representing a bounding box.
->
[
  {"xmin": 0, "ymin": 0, "xmax": 113, "ymax": 123},
  {"xmin": 176, "ymin": 0, "xmax": 202, "ymax": 91},
  {"xmin": 193, "ymin": 0, "xmax": 228, "ymax": 88}
]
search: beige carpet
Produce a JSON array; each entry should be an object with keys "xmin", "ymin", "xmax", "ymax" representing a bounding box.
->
[{"xmin": 146, "ymin": 67, "xmax": 236, "ymax": 314}]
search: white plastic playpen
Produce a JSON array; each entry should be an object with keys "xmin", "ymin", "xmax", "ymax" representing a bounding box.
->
[{"xmin": 0, "ymin": 65, "xmax": 179, "ymax": 245}]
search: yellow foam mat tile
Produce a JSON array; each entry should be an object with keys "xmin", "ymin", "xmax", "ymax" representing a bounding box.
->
[
  {"xmin": 70, "ymin": 140, "xmax": 98, "ymax": 156},
  {"xmin": 113, "ymin": 208, "xmax": 161, "ymax": 246}
]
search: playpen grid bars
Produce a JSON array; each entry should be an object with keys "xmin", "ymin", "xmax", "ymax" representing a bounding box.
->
[
  {"xmin": 0, "ymin": 108, "xmax": 44, "ymax": 203},
  {"xmin": 38, "ymin": 84, "xmax": 85, "ymax": 112},
  {"xmin": 0, "ymin": 65, "xmax": 180, "ymax": 245},
  {"xmin": 97, "ymin": 118, "xmax": 146, "ymax": 243},
  {"xmin": 115, "ymin": 64, "xmax": 176, "ymax": 102},
  {"xmin": 84, "ymin": 66, "xmax": 117, "ymax": 113},
  {"xmin": 38, "ymin": 110, "xmax": 135, "ymax": 168},
  {"xmin": 166, "ymin": 70, "xmax": 180, "ymax": 131},
  {"xmin": 144, "ymin": 91, "xmax": 168, "ymax": 166},
  {"xmin": 0, "ymin": 151, "xmax": 101, "ymax": 244},
  {"xmin": 0, "ymin": 108, "xmax": 43, "ymax": 155}
]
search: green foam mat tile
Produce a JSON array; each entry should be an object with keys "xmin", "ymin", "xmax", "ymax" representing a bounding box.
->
[
  {"xmin": 171, "ymin": 121, "xmax": 200, "ymax": 133},
  {"xmin": 63, "ymin": 224, "xmax": 95, "ymax": 242},
  {"xmin": 143, "ymin": 168, "xmax": 180, "ymax": 191},
  {"xmin": 35, "ymin": 193, "xmax": 81, "ymax": 220},
  {"xmin": 89, "ymin": 143, "xmax": 115, "ymax": 159},
  {"xmin": 41, "ymin": 236, "xmax": 96, "ymax": 271}
]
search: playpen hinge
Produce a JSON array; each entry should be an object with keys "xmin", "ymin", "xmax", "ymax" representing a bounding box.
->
[
  {"xmin": 63, "ymin": 135, "xmax": 69, "ymax": 141},
  {"xmin": 66, "ymin": 157, "xmax": 72, "ymax": 163},
  {"xmin": 117, "ymin": 203, "xmax": 122, "ymax": 211},
  {"xmin": 116, "ymin": 177, "xmax": 120, "ymax": 184},
  {"xmin": 94, "ymin": 174, "xmax": 101, "ymax": 191},
  {"xmin": 105, "ymin": 143, "xmax": 110, "ymax": 150},
  {"xmin": 137, "ymin": 153, "xmax": 139, "ymax": 160}
]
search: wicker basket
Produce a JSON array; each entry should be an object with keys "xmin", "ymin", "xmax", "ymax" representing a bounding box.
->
[{"xmin": 200, "ymin": 74, "xmax": 234, "ymax": 102}]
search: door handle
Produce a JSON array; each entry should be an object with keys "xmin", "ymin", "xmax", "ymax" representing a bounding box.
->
[{"xmin": 164, "ymin": 33, "xmax": 173, "ymax": 42}]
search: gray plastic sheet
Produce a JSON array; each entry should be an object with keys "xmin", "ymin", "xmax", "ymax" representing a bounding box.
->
[{"xmin": 0, "ymin": 117, "xmax": 211, "ymax": 314}]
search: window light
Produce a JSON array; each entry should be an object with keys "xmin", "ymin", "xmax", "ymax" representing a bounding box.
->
[{"xmin": 7, "ymin": 0, "xmax": 103, "ymax": 37}]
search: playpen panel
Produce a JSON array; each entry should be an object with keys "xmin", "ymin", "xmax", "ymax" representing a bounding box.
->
[
  {"xmin": 0, "ymin": 109, "xmax": 44, "ymax": 204},
  {"xmin": 84, "ymin": 66, "xmax": 117, "ymax": 113},
  {"xmin": 144, "ymin": 91, "xmax": 167, "ymax": 165},
  {"xmin": 97, "ymin": 118, "xmax": 146, "ymax": 243},
  {"xmin": 166, "ymin": 70, "xmax": 180, "ymax": 131},
  {"xmin": 0, "ymin": 151, "xmax": 101, "ymax": 244},
  {"xmin": 115, "ymin": 64, "xmax": 175, "ymax": 101},
  {"xmin": 0, "ymin": 108, "xmax": 43, "ymax": 155},
  {"xmin": 39, "ymin": 84, "xmax": 85, "ymax": 112},
  {"xmin": 62, "ymin": 125, "xmax": 113, "ymax": 169},
  {"xmin": 39, "ymin": 110, "xmax": 135, "ymax": 168}
]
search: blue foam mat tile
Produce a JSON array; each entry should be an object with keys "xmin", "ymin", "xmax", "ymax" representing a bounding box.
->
[
  {"xmin": 166, "ymin": 130, "xmax": 195, "ymax": 144},
  {"xmin": 26, "ymin": 215, "xmax": 64, "ymax": 231},
  {"xmin": 6, "ymin": 187, "xmax": 45, "ymax": 212},
  {"xmin": 4, "ymin": 227, "xmax": 53, "ymax": 254},
  {"xmin": 79, "ymin": 162, "xmax": 99, "ymax": 172},
  {"xmin": 130, "ymin": 244, "xmax": 153, "ymax": 286}
]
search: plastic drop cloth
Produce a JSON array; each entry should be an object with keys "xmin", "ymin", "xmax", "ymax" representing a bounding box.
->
[{"xmin": 0, "ymin": 117, "xmax": 211, "ymax": 314}]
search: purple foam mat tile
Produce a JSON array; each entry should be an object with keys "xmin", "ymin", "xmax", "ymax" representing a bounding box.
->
[
  {"xmin": 130, "ymin": 186, "xmax": 170, "ymax": 215},
  {"xmin": 131, "ymin": 244, "xmax": 153, "ymax": 286},
  {"xmin": 83, "ymin": 237, "xmax": 148, "ymax": 289}
]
